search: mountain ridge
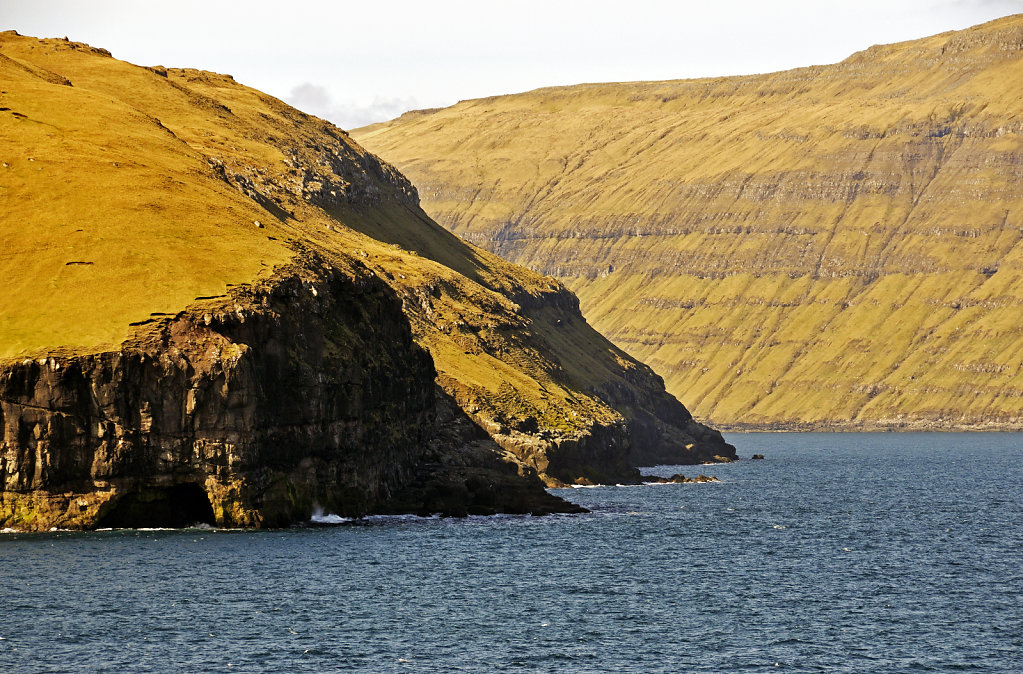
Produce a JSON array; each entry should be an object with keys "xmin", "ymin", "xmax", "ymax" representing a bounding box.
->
[{"xmin": 353, "ymin": 14, "xmax": 1023, "ymax": 430}]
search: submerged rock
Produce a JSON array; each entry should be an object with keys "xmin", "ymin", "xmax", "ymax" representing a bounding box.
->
[{"xmin": 641, "ymin": 473, "xmax": 721, "ymax": 484}]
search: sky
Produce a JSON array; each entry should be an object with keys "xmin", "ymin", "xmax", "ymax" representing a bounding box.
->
[{"xmin": 3, "ymin": 0, "xmax": 1023, "ymax": 129}]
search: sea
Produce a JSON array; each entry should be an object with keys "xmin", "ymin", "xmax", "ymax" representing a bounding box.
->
[{"xmin": 1, "ymin": 432, "xmax": 1021, "ymax": 673}]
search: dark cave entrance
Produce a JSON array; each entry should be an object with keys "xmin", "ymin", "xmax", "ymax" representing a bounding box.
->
[{"xmin": 95, "ymin": 483, "xmax": 217, "ymax": 529}]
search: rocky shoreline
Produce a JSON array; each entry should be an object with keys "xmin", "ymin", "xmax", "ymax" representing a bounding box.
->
[{"xmin": 0, "ymin": 260, "xmax": 599, "ymax": 531}]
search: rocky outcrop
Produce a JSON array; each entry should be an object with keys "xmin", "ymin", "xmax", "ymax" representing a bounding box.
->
[
  {"xmin": 379, "ymin": 388, "xmax": 585, "ymax": 516},
  {"xmin": 0, "ymin": 260, "xmax": 571, "ymax": 530},
  {"xmin": 407, "ymin": 279, "xmax": 736, "ymax": 486},
  {"xmin": 642, "ymin": 474, "xmax": 721, "ymax": 484}
]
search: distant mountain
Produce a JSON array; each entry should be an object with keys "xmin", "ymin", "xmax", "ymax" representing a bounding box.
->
[
  {"xmin": 0, "ymin": 32, "xmax": 732, "ymax": 530},
  {"xmin": 354, "ymin": 15, "xmax": 1023, "ymax": 430}
]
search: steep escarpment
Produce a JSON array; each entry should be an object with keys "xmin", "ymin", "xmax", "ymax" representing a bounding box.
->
[
  {"xmin": 1, "ymin": 262, "xmax": 435, "ymax": 529},
  {"xmin": 354, "ymin": 14, "xmax": 1023, "ymax": 430},
  {"xmin": 0, "ymin": 32, "xmax": 730, "ymax": 529}
]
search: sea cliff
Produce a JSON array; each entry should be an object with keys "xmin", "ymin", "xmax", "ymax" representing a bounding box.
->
[{"xmin": 0, "ymin": 32, "xmax": 732, "ymax": 530}]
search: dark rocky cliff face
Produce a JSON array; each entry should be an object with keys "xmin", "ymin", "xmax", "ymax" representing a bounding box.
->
[
  {"xmin": 0, "ymin": 32, "xmax": 733, "ymax": 529},
  {"xmin": 0, "ymin": 259, "xmax": 571, "ymax": 531},
  {"xmin": 451, "ymin": 284, "xmax": 736, "ymax": 485}
]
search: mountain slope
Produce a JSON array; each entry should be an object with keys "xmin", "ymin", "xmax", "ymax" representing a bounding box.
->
[
  {"xmin": 0, "ymin": 33, "xmax": 732, "ymax": 529},
  {"xmin": 354, "ymin": 14, "xmax": 1023, "ymax": 430}
]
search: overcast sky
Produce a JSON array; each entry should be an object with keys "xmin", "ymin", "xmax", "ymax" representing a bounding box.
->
[{"xmin": 3, "ymin": 0, "xmax": 1022, "ymax": 129}]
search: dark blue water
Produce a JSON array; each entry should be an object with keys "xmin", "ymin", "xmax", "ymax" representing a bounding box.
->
[{"xmin": 2, "ymin": 433, "xmax": 1022, "ymax": 672}]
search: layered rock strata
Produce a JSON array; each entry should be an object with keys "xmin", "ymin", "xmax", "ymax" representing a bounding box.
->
[
  {"xmin": 354, "ymin": 15, "xmax": 1023, "ymax": 430},
  {"xmin": 1, "ymin": 263, "xmax": 433, "ymax": 528},
  {"xmin": 0, "ymin": 260, "xmax": 577, "ymax": 530}
]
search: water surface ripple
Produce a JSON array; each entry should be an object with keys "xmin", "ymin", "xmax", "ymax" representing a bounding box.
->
[{"xmin": 2, "ymin": 433, "xmax": 1021, "ymax": 672}]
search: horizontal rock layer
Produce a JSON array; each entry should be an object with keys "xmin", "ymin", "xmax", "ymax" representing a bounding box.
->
[
  {"xmin": 0, "ymin": 260, "xmax": 581, "ymax": 530},
  {"xmin": 353, "ymin": 14, "xmax": 1023, "ymax": 429},
  {"xmin": 1, "ymin": 263, "xmax": 431, "ymax": 528}
]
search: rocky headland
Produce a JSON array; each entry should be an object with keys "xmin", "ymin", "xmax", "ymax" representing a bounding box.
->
[{"xmin": 0, "ymin": 32, "xmax": 733, "ymax": 530}]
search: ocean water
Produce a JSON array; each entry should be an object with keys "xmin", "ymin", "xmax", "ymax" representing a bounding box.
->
[{"xmin": 1, "ymin": 433, "xmax": 1021, "ymax": 673}]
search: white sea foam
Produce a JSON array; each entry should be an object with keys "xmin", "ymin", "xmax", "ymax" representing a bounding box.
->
[
  {"xmin": 309, "ymin": 506, "xmax": 352, "ymax": 525},
  {"xmin": 309, "ymin": 513, "xmax": 351, "ymax": 525}
]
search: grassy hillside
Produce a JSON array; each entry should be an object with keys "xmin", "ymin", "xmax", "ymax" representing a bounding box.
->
[
  {"xmin": 354, "ymin": 14, "xmax": 1023, "ymax": 429},
  {"xmin": 0, "ymin": 31, "xmax": 730, "ymax": 491},
  {"xmin": 0, "ymin": 42, "xmax": 293, "ymax": 356}
]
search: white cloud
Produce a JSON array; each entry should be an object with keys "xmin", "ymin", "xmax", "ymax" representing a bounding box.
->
[{"xmin": 285, "ymin": 83, "xmax": 422, "ymax": 130}]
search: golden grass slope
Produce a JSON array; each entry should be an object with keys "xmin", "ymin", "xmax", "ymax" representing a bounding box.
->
[
  {"xmin": 354, "ymin": 14, "xmax": 1023, "ymax": 429},
  {"xmin": 0, "ymin": 42, "xmax": 292, "ymax": 357},
  {"xmin": 0, "ymin": 32, "xmax": 725, "ymax": 484}
]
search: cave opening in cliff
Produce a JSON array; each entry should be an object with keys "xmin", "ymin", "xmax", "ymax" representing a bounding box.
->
[{"xmin": 95, "ymin": 484, "xmax": 217, "ymax": 529}]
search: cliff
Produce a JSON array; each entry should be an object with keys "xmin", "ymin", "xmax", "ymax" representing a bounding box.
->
[
  {"xmin": 0, "ymin": 32, "xmax": 732, "ymax": 530},
  {"xmin": 354, "ymin": 15, "xmax": 1023, "ymax": 430}
]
